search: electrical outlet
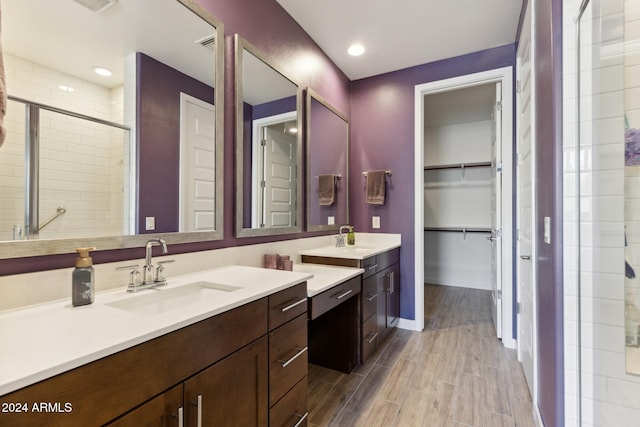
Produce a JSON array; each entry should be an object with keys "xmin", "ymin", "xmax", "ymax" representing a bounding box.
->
[
  {"xmin": 372, "ymin": 216, "xmax": 380, "ymax": 229},
  {"xmin": 145, "ymin": 216, "xmax": 156, "ymax": 231},
  {"xmin": 328, "ymin": 216, "xmax": 335, "ymax": 225}
]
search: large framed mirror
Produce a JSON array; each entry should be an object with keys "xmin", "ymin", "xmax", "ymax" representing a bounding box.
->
[
  {"xmin": 234, "ymin": 35, "xmax": 303, "ymax": 238},
  {"xmin": 306, "ymin": 88, "xmax": 349, "ymax": 231},
  {"xmin": 0, "ymin": 0, "xmax": 224, "ymax": 258}
]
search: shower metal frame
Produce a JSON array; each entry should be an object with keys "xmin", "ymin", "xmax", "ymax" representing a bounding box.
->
[{"xmin": 9, "ymin": 95, "xmax": 132, "ymax": 239}]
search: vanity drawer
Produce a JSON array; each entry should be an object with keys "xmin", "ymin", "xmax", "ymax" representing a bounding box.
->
[
  {"xmin": 362, "ymin": 275, "xmax": 378, "ymax": 320},
  {"xmin": 362, "ymin": 313, "xmax": 378, "ymax": 363},
  {"xmin": 269, "ymin": 282, "xmax": 308, "ymax": 330},
  {"xmin": 269, "ymin": 376, "xmax": 308, "ymax": 427},
  {"xmin": 362, "ymin": 256, "xmax": 378, "ymax": 279},
  {"xmin": 376, "ymin": 248, "xmax": 400, "ymax": 272},
  {"xmin": 308, "ymin": 276, "xmax": 361, "ymax": 320},
  {"xmin": 269, "ymin": 313, "xmax": 308, "ymax": 407}
]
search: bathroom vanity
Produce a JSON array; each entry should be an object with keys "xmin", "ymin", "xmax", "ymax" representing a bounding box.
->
[
  {"xmin": 0, "ymin": 266, "xmax": 311, "ymax": 427},
  {"xmin": 300, "ymin": 245, "xmax": 400, "ymax": 364}
]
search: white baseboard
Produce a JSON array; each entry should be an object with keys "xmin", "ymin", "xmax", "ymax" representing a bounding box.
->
[{"xmin": 397, "ymin": 317, "xmax": 423, "ymax": 332}]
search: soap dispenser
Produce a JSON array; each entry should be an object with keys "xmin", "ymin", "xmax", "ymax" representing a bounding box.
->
[
  {"xmin": 72, "ymin": 247, "xmax": 96, "ymax": 306},
  {"xmin": 347, "ymin": 226, "xmax": 355, "ymax": 245}
]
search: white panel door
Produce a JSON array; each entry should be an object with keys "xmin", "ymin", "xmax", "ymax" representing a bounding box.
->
[
  {"xmin": 490, "ymin": 82, "xmax": 503, "ymax": 340},
  {"xmin": 260, "ymin": 127, "xmax": 296, "ymax": 228},
  {"xmin": 179, "ymin": 93, "xmax": 216, "ymax": 232},
  {"xmin": 516, "ymin": 1, "xmax": 535, "ymax": 397}
]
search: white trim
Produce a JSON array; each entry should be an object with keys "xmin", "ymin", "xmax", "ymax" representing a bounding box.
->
[
  {"xmin": 250, "ymin": 111, "xmax": 297, "ymax": 228},
  {"xmin": 414, "ymin": 66, "xmax": 515, "ymax": 348},
  {"xmin": 397, "ymin": 317, "xmax": 421, "ymax": 331}
]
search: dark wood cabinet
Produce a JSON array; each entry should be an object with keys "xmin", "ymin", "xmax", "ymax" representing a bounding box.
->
[
  {"xmin": 0, "ymin": 284, "xmax": 308, "ymax": 427},
  {"xmin": 184, "ymin": 337, "xmax": 268, "ymax": 427},
  {"xmin": 105, "ymin": 385, "xmax": 183, "ymax": 427},
  {"xmin": 301, "ymin": 247, "xmax": 400, "ymax": 365}
]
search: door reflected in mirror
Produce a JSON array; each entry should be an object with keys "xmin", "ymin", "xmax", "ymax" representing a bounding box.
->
[
  {"xmin": 234, "ymin": 35, "xmax": 302, "ymax": 238},
  {"xmin": 306, "ymin": 89, "xmax": 349, "ymax": 231},
  {"xmin": 0, "ymin": 0, "xmax": 224, "ymax": 256}
]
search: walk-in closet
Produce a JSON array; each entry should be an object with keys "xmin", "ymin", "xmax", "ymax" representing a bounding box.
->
[{"xmin": 423, "ymin": 83, "xmax": 498, "ymax": 291}]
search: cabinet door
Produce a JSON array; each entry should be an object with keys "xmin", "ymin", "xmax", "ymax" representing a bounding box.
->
[
  {"xmin": 104, "ymin": 384, "xmax": 183, "ymax": 427},
  {"xmin": 184, "ymin": 337, "xmax": 268, "ymax": 427},
  {"xmin": 386, "ymin": 263, "xmax": 400, "ymax": 329}
]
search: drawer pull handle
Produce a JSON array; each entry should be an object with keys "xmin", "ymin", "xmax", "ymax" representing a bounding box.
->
[
  {"xmin": 293, "ymin": 412, "xmax": 309, "ymax": 427},
  {"xmin": 279, "ymin": 346, "xmax": 308, "ymax": 368},
  {"xmin": 178, "ymin": 407, "xmax": 184, "ymax": 427},
  {"xmin": 334, "ymin": 289, "xmax": 353, "ymax": 300},
  {"xmin": 365, "ymin": 332, "xmax": 378, "ymax": 344},
  {"xmin": 281, "ymin": 297, "xmax": 307, "ymax": 313},
  {"xmin": 368, "ymin": 264, "xmax": 378, "ymax": 271},
  {"xmin": 365, "ymin": 293, "xmax": 378, "ymax": 302}
]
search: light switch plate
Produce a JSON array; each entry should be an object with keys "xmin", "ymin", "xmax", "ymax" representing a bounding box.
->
[
  {"xmin": 372, "ymin": 216, "xmax": 380, "ymax": 229},
  {"xmin": 145, "ymin": 216, "xmax": 156, "ymax": 231},
  {"xmin": 328, "ymin": 216, "xmax": 335, "ymax": 225},
  {"xmin": 544, "ymin": 216, "xmax": 551, "ymax": 244}
]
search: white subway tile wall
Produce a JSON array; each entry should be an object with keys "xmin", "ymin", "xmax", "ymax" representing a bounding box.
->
[
  {"xmin": 564, "ymin": 0, "xmax": 640, "ymax": 425},
  {"xmin": 0, "ymin": 54, "xmax": 128, "ymax": 241}
]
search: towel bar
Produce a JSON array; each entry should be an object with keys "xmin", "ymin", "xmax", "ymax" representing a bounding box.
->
[{"xmin": 362, "ymin": 170, "xmax": 392, "ymax": 177}]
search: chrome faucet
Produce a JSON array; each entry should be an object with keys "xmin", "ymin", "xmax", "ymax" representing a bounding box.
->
[
  {"xmin": 143, "ymin": 238, "xmax": 168, "ymax": 286},
  {"xmin": 336, "ymin": 225, "xmax": 351, "ymax": 247},
  {"xmin": 116, "ymin": 238, "xmax": 174, "ymax": 292}
]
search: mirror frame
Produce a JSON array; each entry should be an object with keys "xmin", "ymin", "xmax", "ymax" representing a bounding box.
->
[
  {"xmin": 305, "ymin": 88, "xmax": 350, "ymax": 232},
  {"xmin": 0, "ymin": 0, "xmax": 225, "ymax": 259},
  {"xmin": 234, "ymin": 34, "xmax": 304, "ymax": 238}
]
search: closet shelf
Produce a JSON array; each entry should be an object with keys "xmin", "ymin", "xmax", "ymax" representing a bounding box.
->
[
  {"xmin": 424, "ymin": 226, "xmax": 492, "ymax": 233},
  {"xmin": 423, "ymin": 161, "xmax": 491, "ymax": 171}
]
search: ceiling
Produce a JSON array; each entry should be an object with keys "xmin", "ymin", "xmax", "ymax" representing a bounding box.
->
[
  {"xmin": 275, "ymin": 0, "xmax": 523, "ymax": 80},
  {"xmin": 3, "ymin": 0, "xmax": 216, "ymax": 89}
]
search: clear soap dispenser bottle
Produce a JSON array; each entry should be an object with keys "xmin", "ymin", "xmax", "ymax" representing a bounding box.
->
[{"xmin": 72, "ymin": 247, "xmax": 96, "ymax": 306}]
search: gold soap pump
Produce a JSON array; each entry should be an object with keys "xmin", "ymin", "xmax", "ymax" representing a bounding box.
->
[{"xmin": 72, "ymin": 247, "xmax": 96, "ymax": 306}]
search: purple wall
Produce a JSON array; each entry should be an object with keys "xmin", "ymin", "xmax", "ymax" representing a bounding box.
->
[
  {"xmin": 137, "ymin": 52, "xmax": 214, "ymax": 234},
  {"xmin": 532, "ymin": 0, "xmax": 564, "ymax": 424},
  {"xmin": 308, "ymin": 97, "xmax": 348, "ymax": 226},
  {"xmin": 350, "ymin": 45, "xmax": 515, "ymax": 321},
  {"xmin": 0, "ymin": 0, "xmax": 350, "ymax": 274}
]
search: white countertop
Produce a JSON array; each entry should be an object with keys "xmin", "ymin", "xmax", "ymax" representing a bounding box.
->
[
  {"xmin": 298, "ymin": 238, "xmax": 400, "ymax": 260},
  {"xmin": 0, "ymin": 265, "xmax": 312, "ymax": 396},
  {"xmin": 294, "ymin": 263, "xmax": 364, "ymax": 297}
]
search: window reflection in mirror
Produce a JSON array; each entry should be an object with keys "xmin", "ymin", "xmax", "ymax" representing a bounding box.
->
[
  {"xmin": 235, "ymin": 35, "xmax": 302, "ymax": 238},
  {"xmin": 306, "ymin": 89, "xmax": 349, "ymax": 231},
  {"xmin": 0, "ymin": 0, "xmax": 223, "ymax": 256}
]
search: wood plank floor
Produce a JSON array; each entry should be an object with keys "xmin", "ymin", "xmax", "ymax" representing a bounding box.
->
[{"xmin": 307, "ymin": 284, "xmax": 536, "ymax": 427}]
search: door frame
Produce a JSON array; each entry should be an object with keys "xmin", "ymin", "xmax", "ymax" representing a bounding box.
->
[
  {"xmin": 250, "ymin": 111, "xmax": 297, "ymax": 228},
  {"xmin": 413, "ymin": 67, "xmax": 515, "ymax": 349}
]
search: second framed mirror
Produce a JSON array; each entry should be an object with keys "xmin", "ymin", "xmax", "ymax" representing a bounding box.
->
[
  {"xmin": 306, "ymin": 88, "xmax": 349, "ymax": 231},
  {"xmin": 234, "ymin": 35, "xmax": 303, "ymax": 238}
]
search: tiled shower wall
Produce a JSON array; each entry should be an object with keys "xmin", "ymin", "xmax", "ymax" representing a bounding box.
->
[
  {"xmin": 563, "ymin": 0, "xmax": 640, "ymax": 425},
  {"xmin": 0, "ymin": 54, "xmax": 127, "ymax": 241}
]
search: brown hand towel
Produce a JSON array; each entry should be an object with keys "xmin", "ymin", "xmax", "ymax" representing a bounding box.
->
[
  {"xmin": 318, "ymin": 174, "xmax": 335, "ymax": 206},
  {"xmin": 366, "ymin": 170, "xmax": 386, "ymax": 205}
]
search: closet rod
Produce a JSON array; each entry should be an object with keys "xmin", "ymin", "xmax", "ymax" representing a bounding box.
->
[
  {"xmin": 423, "ymin": 161, "xmax": 491, "ymax": 171},
  {"xmin": 424, "ymin": 226, "xmax": 492, "ymax": 233}
]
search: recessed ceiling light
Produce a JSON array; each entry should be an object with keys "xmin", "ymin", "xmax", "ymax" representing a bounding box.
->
[
  {"xmin": 92, "ymin": 66, "xmax": 112, "ymax": 77},
  {"xmin": 347, "ymin": 44, "xmax": 365, "ymax": 56}
]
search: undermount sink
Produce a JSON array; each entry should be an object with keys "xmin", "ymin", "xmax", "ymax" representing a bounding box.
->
[{"xmin": 107, "ymin": 281, "xmax": 241, "ymax": 316}]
